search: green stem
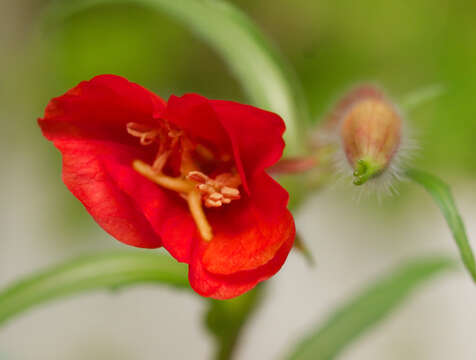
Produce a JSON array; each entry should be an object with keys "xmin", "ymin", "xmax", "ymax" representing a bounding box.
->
[
  {"xmin": 205, "ymin": 285, "xmax": 265, "ymax": 360},
  {"xmin": 406, "ymin": 168, "xmax": 476, "ymax": 282}
]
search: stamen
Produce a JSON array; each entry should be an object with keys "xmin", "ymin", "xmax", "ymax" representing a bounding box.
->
[
  {"xmin": 220, "ymin": 186, "xmax": 240, "ymax": 199},
  {"xmin": 133, "ymin": 160, "xmax": 195, "ymax": 194},
  {"xmin": 205, "ymin": 198, "xmax": 222, "ymax": 208},
  {"xmin": 128, "ymin": 124, "xmax": 216, "ymax": 242},
  {"xmin": 188, "ymin": 171, "xmax": 209, "ymax": 183},
  {"xmin": 187, "ymin": 190, "xmax": 213, "ymax": 241},
  {"xmin": 186, "ymin": 170, "xmax": 241, "ymax": 208},
  {"xmin": 209, "ymin": 192, "xmax": 223, "ymax": 201},
  {"xmin": 198, "ymin": 183, "xmax": 216, "ymax": 194}
]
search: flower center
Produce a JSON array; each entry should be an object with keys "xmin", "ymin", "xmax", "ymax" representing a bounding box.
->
[{"xmin": 126, "ymin": 122, "xmax": 241, "ymax": 241}]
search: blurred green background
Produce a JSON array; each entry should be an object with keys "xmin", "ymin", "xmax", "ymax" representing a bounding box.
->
[
  {"xmin": 1, "ymin": 1, "xmax": 476, "ymax": 359},
  {"xmin": 4, "ymin": 0, "xmax": 476, "ymax": 225},
  {"xmin": 6, "ymin": 0, "xmax": 476, "ymax": 172}
]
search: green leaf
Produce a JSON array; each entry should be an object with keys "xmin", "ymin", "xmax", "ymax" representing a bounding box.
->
[
  {"xmin": 406, "ymin": 168, "xmax": 476, "ymax": 282},
  {"xmin": 205, "ymin": 284, "xmax": 265, "ymax": 360},
  {"xmin": 286, "ymin": 256, "xmax": 455, "ymax": 360},
  {"xmin": 0, "ymin": 251, "xmax": 189, "ymax": 327},
  {"xmin": 44, "ymin": 0, "xmax": 310, "ymax": 155}
]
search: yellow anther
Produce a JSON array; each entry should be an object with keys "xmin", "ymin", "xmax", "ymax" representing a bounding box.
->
[
  {"xmin": 186, "ymin": 170, "xmax": 241, "ymax": 208},
  {"xmin": 198, "ymin": 183, "xmax": 215, "ymax": 194},
  {"xmin": 220, "ymin": 186, "xmax": 240, "ymax": 199},
  {"xmin": 209, "ymin": 192, "xmax": 223, "ymax": 201},
  {"xmin": 187, "ymin": 171, "xmax": 209, "ymax": 183},
  {"xmin": 205, "ymin": 198, "xmax": 222, "ymax": 208}
]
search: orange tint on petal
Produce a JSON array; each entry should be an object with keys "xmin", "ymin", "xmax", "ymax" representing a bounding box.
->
[{"xmin": 188, "ymin": 219, "xmax": 295, "ymax": 299}]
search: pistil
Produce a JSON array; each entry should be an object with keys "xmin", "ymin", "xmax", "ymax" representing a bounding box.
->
[
  {"xmin": 133, "ymin": 160, "xmax": 195, "ymax": 194},
  {"xmin": 126, "ymin": 122, "xmax": 160, "ymax": 145},
  {"xmin": 187, "ymin": 189, "xmax": 213, "ymax": 241}
]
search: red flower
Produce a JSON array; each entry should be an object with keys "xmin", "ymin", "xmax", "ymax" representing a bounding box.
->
[{"xmin": 39, "ymin": 75, "xmax": 295, "ymax": 299}]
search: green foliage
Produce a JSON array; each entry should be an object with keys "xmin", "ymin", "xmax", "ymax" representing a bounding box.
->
[
  {"xmin": 406, "ymin": 168, "xmax": 476, "ymax": 282},
  {"xmin": 45, "ymin": 4, "xmax": 187, "ymax": 89},
  {"xmin": 205, "ymin": 285, "xmax": 264, "ymax": 360},
  {"xmin": 0, "ymin": 251, "xmax": 189, "ymax": 327},
  {"xmin": 45, "ymin": 0, "xmax": 310, "ymax": 155},
  {"xmin": 286, "ymin": 257, "xmax": 455, "ymax": 360}
]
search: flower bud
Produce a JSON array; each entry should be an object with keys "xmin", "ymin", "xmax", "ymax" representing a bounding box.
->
[{"xmin": 329, "ymin": 85, "xmax": 405, "ymax": 186}]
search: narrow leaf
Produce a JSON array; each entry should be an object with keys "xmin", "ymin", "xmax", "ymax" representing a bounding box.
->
[
  {"xmin": 0, "ymin": 251, "xmax": 189, "ymax": 327},
  {"xmin": 287, "ymin": 257, "xmax": 455, "ymax": 360},
  {"xmin": 406, "ymin": 168, "xmax": 476, "ymax": 282},
  {"xmin": 400, "ymin": 84, "xmax": 445, "ymax": 111},
  {"xmin": 44, "ymin": 0, "xmax": 310, "ymax": 154}
]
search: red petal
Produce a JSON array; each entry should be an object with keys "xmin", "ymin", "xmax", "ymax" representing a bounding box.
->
[
  {"xmin": 165, "ymin": 94, "xmax": 230, "ymax": 150},
  {"xmin": 210, "ymin": 99, "xmax": 286, "ymax": 182},
  {"xmin": 56, "ymin": 139, "xmax": 163, "ymax": 248},
  {"xmin": 203, "ymin": 173, "xmax": 293, "ymax": 275},
  {"xmin": 40, "ymin": 74, "xmax": 166, "ymax": 144},
  {"xmin": 38, "ymin": 75, "xmax": 194, "ymax": 251},
  {"xmin": 188, "ymin": 214, "xmax": 295, "ymax": 300}
]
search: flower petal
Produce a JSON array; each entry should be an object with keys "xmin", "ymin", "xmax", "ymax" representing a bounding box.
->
[
  {"xmin": 38, "ymin": 75, "xmax": 184, "ymax": 250},
  {"xmin": 203, "ymin": 173, "xmax": 293, "ymax": 275},
  {"xmin": 52, "ymin": 139, "xmax": 163, "ymax": 248},
  {"xmin": 165, "ymin": 94, "xmax": 230, "ymax": 150},
  {"xmin": 188, "ymin": 217, "xmax": 295, "ymax": 300},
  {"xmin": 210, "ymin": 99, "xmax": 286, "ymax": 180},
  {"xmin": 40, "ymin": 74, "xmax": 166, "ymax": 144}
]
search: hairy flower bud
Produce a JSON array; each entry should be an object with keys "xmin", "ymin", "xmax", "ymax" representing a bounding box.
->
[
  {"xmin": 341, "ymin": 96, "xmax": 401, "ymax": 185},
  {"xmin": 323, "ymin": 85, "xmax": 410, "ymax": 189}
]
